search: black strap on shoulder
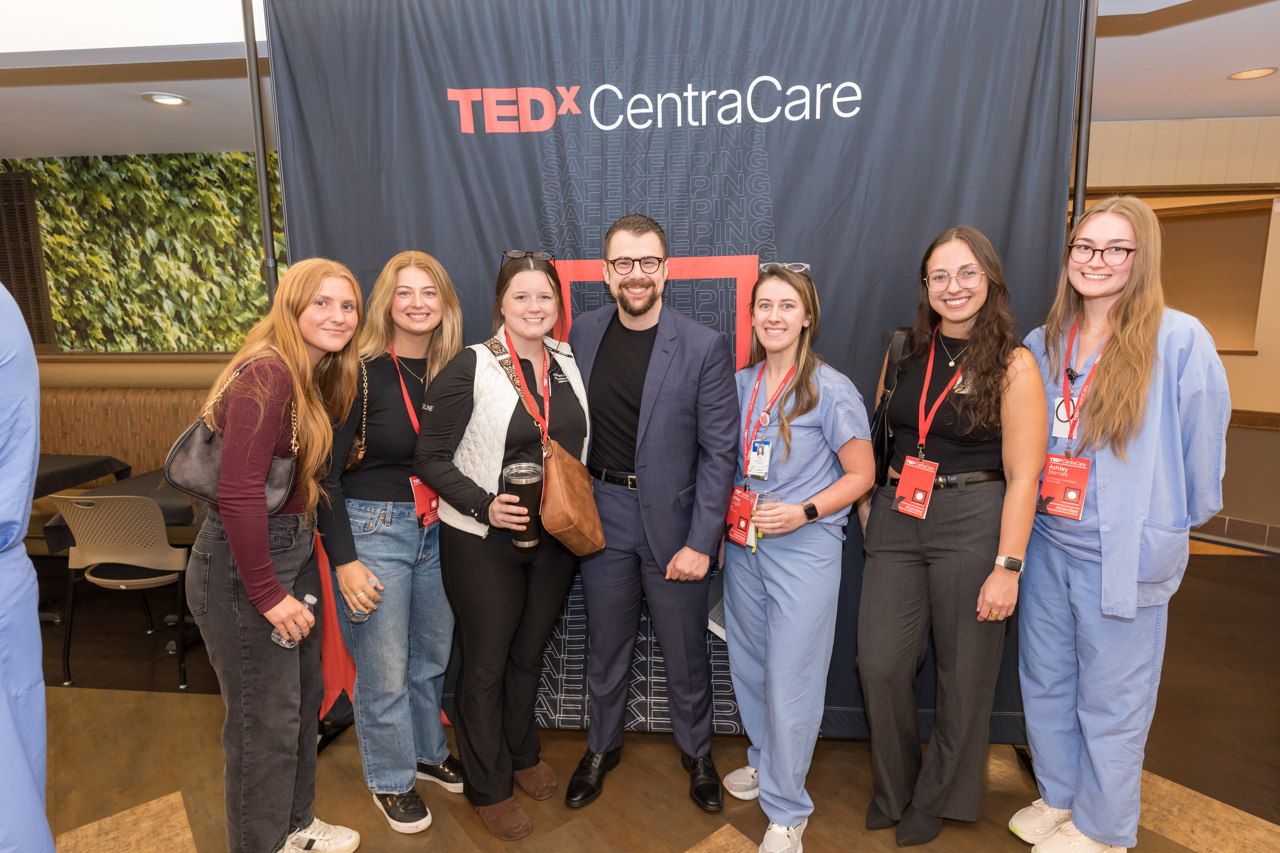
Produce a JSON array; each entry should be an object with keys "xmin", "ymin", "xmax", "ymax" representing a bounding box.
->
[{"xmin": 884, "ymin": 327, "xmax": 909, "ymax": 394}]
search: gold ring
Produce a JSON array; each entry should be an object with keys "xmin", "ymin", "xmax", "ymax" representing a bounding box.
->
[{"xmin": 989, "ymin": 610, "xmax": 999, "ymax": 619}]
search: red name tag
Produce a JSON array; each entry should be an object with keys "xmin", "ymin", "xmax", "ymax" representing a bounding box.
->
[
  {"xmin": 725, "ymin": 486, "xmax": 758, "ymax": 546},
  {"xmin": 410, "ymin": 476, "xmax": 439, "ymax": 529},
  {"xmin": 894, "ymin": 456, "xmax": 939, "ymax": 519},
  {"xmin": 1037, "ymin": 454, "xmax": 1090, "ymax": 520}
]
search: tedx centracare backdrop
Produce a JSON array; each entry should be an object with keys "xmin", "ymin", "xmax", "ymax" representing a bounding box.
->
[{"xmin": 267, "ymin": 0, "xmax": 1084, "ymax": 741}]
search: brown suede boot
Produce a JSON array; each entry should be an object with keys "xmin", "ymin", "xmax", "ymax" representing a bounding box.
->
[
  {"xmin": 476, "ymin": 797, "xmax": 532, "ymax": 841},
  {"xmin": 513, "ymin": 760, "xmax": 558, "ymax": 800}
]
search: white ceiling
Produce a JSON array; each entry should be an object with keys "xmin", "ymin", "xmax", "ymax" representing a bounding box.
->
[{"xmin": 0, "ymin": 0, "xmax": 1277, "ymax": 159}]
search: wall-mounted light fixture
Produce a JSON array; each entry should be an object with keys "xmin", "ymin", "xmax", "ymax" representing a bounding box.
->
[
  {"xmin": 1228, "ymin": 67, "xmax": 1277, "ymax": 81},
  {"xmin": 141, "ymin": 92, "xmax": 191, "ymax": 106}
]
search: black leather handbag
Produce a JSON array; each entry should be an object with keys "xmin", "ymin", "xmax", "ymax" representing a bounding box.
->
[
  {"xmin": 164, "ymin": 355, "xmax": 297, "ymax": 513},
  {"xmin": 870, "ymin": 328, "xmax": 910, "ymax": 486}
]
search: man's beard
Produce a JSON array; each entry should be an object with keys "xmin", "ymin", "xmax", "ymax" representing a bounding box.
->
[{"xmin": 618, "ymin": 284, "xmax": 659, "ymax": 317}]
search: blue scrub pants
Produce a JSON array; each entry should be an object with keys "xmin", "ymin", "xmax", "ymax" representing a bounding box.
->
[
  {"xmin": 724, "ymin": 523, "xmax": 842, "ymax": 827},
  {"xmin": 1019, "ymin": 530, "xmax": 1168, "ymax": 849}
]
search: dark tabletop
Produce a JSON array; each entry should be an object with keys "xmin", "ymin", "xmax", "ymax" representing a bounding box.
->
[
  {"xmin": 35, "ymin": 454, "xmax": 132, "ymax": 499},
  {"xmin": 43, "ymin": 469, "xmax": 197, "ymax": 554}
]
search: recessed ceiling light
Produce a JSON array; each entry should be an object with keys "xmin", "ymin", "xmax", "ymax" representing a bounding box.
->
[
  {"xmin": 142, "ymin": 92, "xmax": 190, "ymax": 106},
  {"xmin": 1228, "ymin": 67, "xmax": 1277, "ymax": 80}
]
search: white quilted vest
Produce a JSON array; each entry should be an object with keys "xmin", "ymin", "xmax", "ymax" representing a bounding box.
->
[{"xmin": 437, "ymin": 330, "xmax": 590, "ymax": 537}]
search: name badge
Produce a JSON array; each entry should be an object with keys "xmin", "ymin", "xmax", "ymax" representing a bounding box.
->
[
  {"xmin": 1037, "ymin": 454, "xmax": 1090, "ymax": 519},
  {"xmin": 410, "ymin": 476, "xmax": 440, "ymax": 529},
  {"xmin": 747, "ymin": 439, "xmax": 772, "ymax": 480},
  {"xmin": 1052, "ymin": 396, "xmax": 1076, "ymax": 439},
  {"xmin": 893, "ymin": 456, "xmax": 939, "ymax": 519},
  {"xmin": 725, "ymin": 486, "xmax": 758, "ymax": 547}
]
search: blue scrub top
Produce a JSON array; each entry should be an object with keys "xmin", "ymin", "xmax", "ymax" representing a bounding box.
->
[
  {"xmin": 1033, "ymin": 337, "xmax": 1104, "ymax": 562},
  {"xmin": 734, "ymin": 361, "xmax": 871, "ymax": 540}
]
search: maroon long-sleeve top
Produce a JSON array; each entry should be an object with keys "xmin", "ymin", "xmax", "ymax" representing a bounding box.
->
[{"xmin": 211, "ymin": 357, "xmax": 305, "ymax": 615}]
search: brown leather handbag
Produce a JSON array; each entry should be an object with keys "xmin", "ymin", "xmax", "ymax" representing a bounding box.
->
[{"xmin": 485, "ymin": 337, "xmax": 605, "ymax": 556}]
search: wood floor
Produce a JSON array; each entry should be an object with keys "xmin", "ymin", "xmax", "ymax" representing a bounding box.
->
[
  {"xmin": 37, "ymin": 552, "xmax": 1280, "ymax": 851},
  {"xmin": 48, "ymin": 688, "xmax": 1211, "ymax": 853}
]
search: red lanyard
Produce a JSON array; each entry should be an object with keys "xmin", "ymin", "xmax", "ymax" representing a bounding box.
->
[
  {"xmin": 916, "ymin": 326, "xmax": 963, "ymax": 459},
  {"xmin": 503, "ymin": 329, "xmax": 551, "ymax": 443},
  {"xmin": 741, "ymin": 363, "xmax": 795, "ymax": 476},
  {"xmin": 1061, "ymin": 319, "xmax": 1108, "ymax": 456},
  {"xmin": 389, "ymin": 346, "xmax": 424, "ymax": 433}
]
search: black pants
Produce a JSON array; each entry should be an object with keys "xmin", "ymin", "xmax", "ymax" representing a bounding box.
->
[
  {"xmin": 439, "ymin": 523, "xmax": 578, "ymax": 806},
  {"xmin": 856, "ymin": 481, "xmax": 1008, "ymax": 823},
  {"xmin": 187, "ymin": 510, "xmax": 321, "ymax": 853}
]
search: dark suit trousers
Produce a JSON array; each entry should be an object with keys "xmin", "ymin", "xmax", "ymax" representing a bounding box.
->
[
  {"xmin": 856, "ymin": 481, "xmax": 1008, "ymax": 822},
  {"xmin": 439, "ymin": 524, "xmax": 578, "ymax": 806},
  {"xmin": 581, "ymin": 479, "xmax": 713, "ymax": 756}
]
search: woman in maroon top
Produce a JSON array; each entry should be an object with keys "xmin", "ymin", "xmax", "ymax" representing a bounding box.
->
[{"xmin": 187, "ymin": 258, "xmax": 364, "ymax": 853}]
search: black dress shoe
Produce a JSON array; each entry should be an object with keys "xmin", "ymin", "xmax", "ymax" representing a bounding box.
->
[
  {"xmin": 866, "ymin": 798, "xmax": 898, "ymax": 831},
  {"xmin": 895, "ymin": 802, "xmax": 943, "ymax": 846},
  {"xmin": 680, "ymin": 752, "xmax": 723, "ymax": 813},
  {"xmin": 564, "ymin": 747, "xmax": 621, "ymax": 809}
]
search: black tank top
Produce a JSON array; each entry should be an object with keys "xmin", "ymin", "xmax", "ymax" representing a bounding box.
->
[{"xmin": 886, "ymin": 334, "xmax": 1004, "ymax": 476}]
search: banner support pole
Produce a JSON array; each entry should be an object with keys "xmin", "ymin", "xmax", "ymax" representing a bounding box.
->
[
  {"xmin": 1072, "ymin": 0, "xmax": 1100, "ymax": 229},
  {"xmin": 242, "ymin": 0, "xmax": 279, "ymax": 300}
]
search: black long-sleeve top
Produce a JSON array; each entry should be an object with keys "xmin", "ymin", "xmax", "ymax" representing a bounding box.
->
[
  {"xmin": 414, "ymin": 347, "xmax": 587, "ymax": 532},
  {"xmin": 317, "ymin": 353, "xmax": 428, "ymax": 566}
]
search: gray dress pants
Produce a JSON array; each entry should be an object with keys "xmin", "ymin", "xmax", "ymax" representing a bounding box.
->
[{"xmin": 857, "ymin": 480, "xmax": 1007, "ymax": 822}]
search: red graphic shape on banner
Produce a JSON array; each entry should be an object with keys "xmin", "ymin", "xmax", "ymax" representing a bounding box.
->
[
  {"xmin": 553, "ymin": 255, "xmax": 758, "ymax": 368},
  {"xmin": 315, "ymin": 536, "xmax": 357, "ymax": 719},
  {"xmin": 518, "ymin": 88, "xmax": 556, "ymax": 132},
  {"xmin": 482, "ymin": 88, "xmax": 520, "ymax": 133},
  {"xmin": 556, "ymin": 86, "xmax": 581, "ymax": 114}
]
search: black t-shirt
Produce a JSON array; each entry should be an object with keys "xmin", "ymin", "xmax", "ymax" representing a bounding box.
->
[
  {"xmin": 886, "ymin": 334, "xmax": 1005, "ymax": 476},
  {"xmin": 587, "ymin": 313, "xmax": 658, "ymax": 473},
  {"xmin": 318, "ymin": 353, "xmax": 430, "ymax": 565},
  {"xmin": 414, "ymin": 346, "xmax": 588, "ymax": 531}
]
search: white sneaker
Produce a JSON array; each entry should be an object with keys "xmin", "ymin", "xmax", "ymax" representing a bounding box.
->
[
  {"xmin": 285, "ymin": 816, "xmax": 361, "ymax": 852},
  {"xmin": 759, "ymin": 818, "xmax": 807, "ymax": 853},
  {"xmin": 724, "ymin": 765, "xmax": 759, "ymax": 800},
  {"xmin": 1031, "ymin": 819, "xmax": 1126, "ymax": 853},
  {"xmin": 1010, "ymin": 798, "xmax": 1072, "ymax": 843}
]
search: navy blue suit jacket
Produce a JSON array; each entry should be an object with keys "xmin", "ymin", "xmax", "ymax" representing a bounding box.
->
[{"xmin": 569, "ymin": 305, "xmax": 739, "ymax": 568}]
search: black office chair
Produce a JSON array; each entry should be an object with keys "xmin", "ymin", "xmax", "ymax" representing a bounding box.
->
[{"xmin": 51, "ymin": 495, "xmax": 192, "ymax": 690}]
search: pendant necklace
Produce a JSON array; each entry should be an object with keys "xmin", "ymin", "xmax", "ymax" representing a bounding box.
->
[
  {"xmin": 396, "ymin": 356, "xmax": 427, "ymax": 385},
  {"xmin": 938, "ymin": 337, "xmax": 968, "ymax": 368}
]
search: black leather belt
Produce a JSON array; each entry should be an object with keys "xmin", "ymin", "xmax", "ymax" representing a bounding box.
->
[
  {"xmin": 589, "ymin": 465, "xmax": 638, "ymax": 490},
  {"xmin": 887, "ymin": 469, "xmax": 1004, "ymax": 491}
]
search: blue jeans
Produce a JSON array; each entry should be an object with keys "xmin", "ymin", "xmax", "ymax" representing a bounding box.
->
[{"xmin": 336, "ymin": 500, "xmax": 454, "ymax": 794}]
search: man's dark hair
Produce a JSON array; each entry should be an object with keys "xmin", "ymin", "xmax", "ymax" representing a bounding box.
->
[{"xmin": 604, "ymin": 213, "xmax": 668, "ymax": 258}]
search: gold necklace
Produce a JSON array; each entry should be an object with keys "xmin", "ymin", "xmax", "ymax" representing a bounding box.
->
[
  {"xmin": 939, "ymin": 337, "xmax": 968, "ymax": 368},
  {"xmin": 395, "ymin": 355, "xmax": 427, "ymax": 384}
]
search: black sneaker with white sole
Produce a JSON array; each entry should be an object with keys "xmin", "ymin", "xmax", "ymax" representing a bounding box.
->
[
  {"xmin": 416, "ymin": 754, "xmax": 465, "ymax": 793},
  {"xmin": 372, "ymin": 789, "xmax": 432, "ymax": 834}
]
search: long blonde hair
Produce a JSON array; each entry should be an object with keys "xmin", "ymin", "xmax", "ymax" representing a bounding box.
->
[
  {"xmin": 359, "ymin": 251, "xmax": 463, "ymax": 384},
  {"xmin": 1045, "ymin": 196, "xmax": 1164, "ymax": 459},
  {"xmin": 206, "ymin": 258, "xmax": 362, "ymax": 513},
  {"xmin": 747, "ymin": 266, "xmax": 822, "ymax": 461}
]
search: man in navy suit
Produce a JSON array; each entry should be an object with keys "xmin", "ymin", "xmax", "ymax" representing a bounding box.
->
[{"xmin": 564, "ymin": 214, "xmax": 738, "ymax": 813}]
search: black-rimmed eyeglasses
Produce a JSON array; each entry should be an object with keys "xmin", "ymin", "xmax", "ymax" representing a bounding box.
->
[
  {"xmin": 605, "ymin": 256, "xmax": 665, "ymax": 275},
  {"xmin": 1068, "ymin": 244, "xmax": 1136, "ymax": 266}
]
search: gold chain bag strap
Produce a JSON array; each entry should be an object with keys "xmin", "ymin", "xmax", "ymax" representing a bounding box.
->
[
  {"xmin": 163, "ymin": 354, "xmax": 299, "ymax": 514},
  {"xmin": 484, "ymin": 337, "xmax": 605, "ymax": 556},
  {"xmin": 344, "ymin": 359, "xmax": 368, "ymax": 471}
]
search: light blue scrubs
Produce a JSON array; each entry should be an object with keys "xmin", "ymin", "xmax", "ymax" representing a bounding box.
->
[
  {"xmin": 0, "ymin": 286, "xmax": 56, "ymax": 852},
  {"xmin": 1020, "ymin": 310, "xmax": 1229, "ymax": 848},
  {"xmin": 724, "ymin": 362, "xmax": 870, "ymax": 827}
]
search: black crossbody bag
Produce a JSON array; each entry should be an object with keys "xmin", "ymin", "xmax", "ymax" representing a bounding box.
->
[{"xmin": 870, "ymin": 328, "xmax": 910, "ymax": 486}]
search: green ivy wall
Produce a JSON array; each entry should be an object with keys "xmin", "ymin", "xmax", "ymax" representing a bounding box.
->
[{"xmin": 1, "ymin": 152, "xmax": 283, "ymax": 352}]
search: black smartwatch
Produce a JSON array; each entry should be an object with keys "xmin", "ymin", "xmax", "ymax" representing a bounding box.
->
[
  {"xmin": 803, "ymin": 502, "xmax": 819, "ymax": 522},
  {"xmin": 996, "ymin": 555, "xmax": 1023, "ymax": 575}
]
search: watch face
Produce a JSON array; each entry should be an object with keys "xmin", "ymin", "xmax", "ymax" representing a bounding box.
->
[
  {"xmin": 1005, "ymin": 557, "xmax": 1023, "ymax": 572},
  {"xmin": 804, "ymin": 502, "xmax": 819, "ymax": 521}
]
